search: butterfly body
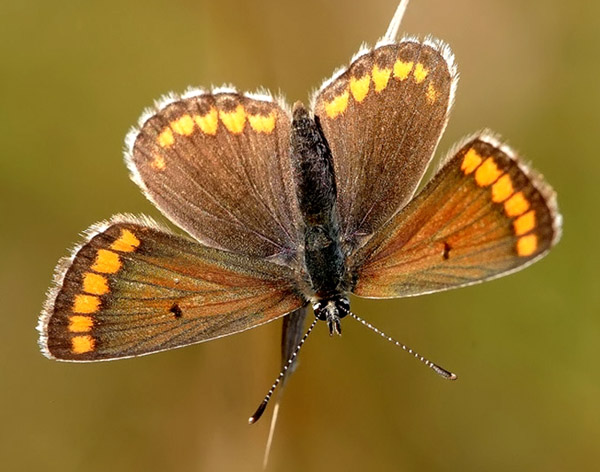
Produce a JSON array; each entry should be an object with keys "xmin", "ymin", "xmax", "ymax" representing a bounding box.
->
[{"xmin": 291, "ymin": 103, "xmax": 347, "ymax": 301}]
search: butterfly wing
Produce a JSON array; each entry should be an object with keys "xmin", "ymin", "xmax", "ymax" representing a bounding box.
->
[
  {"xmin": 280, "ymin": 305, "xmax": 309, "ymax": 382},
  {"xmin": 38, "ymin": 216, "xmax": 306, "ymax": 361},
  {"xmin": 126, "ymin": 89, "xmax": 302, "ymax": 261},
  {"xmin": 350, "ymin": 135, "xmax": 561, "ymax": 298},
  {"xmin": 313, "ymin": 39, "xmax": 456, "ymax": 251}
]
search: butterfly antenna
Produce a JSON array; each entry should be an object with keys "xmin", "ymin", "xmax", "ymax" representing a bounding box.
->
[
  {"xmin": 384, "ymin": 0, "xmax": 411, "ymax": 42},
  {"xmin": 249, "ymin": 318, "xmax": 318, "ymax": 425},
  {"xmin": 349, "ymin": 312, "xmax": 457, "ymax": 380}
]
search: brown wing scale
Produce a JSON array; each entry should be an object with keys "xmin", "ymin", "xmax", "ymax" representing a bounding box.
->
[
  {"xmin": 39, "ymin": 216, "xmax": 306, "ymax": 361},
  {"xmin": 313, "ymin": 39, "xmax": 456, "ymax": 252},
  {"xmin": 351, "ymin": 134, "xmax": 561, "ymax": 298},
  {"xmin": 126, "ymin": 90, "xmax": 302, "ymax": 262}
]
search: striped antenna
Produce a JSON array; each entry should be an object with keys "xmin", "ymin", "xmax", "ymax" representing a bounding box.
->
[
  {"xmin": 349, "ymin": 312, "xmax": 457, "ymax": 380},
  {"xmin": 249, "ymin": 318, "xmax": 318, "ymax": 425}
]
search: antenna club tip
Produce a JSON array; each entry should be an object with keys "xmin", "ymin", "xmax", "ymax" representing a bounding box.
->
[
  {"xmin": 249, "ymin": 400, "xmax": 269, "ymax": 425},
  {"xmin": 448, "ymin": 373, "xmax": 458, "ymax": 380}
]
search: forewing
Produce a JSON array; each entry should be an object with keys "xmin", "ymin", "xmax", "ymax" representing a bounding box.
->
[
  {"xmin": 351, "ymin": 135, "xmax": 561, "ymax": 298},
  {"xmin": 313, "ymin": 39, "xmax": 456, "ymax": 251},
  {"xmin": 126, "ymin": 90, "xmax": 302, "ymax": 261},
  {"xmin": 38, "ymin": 216, "xmax": 306, "ymax": 361}
]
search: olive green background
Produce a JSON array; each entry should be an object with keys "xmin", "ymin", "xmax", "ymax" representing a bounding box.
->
[{"xmin": 1, "ymin": 0, "xmax": 598, "ymax": 471}]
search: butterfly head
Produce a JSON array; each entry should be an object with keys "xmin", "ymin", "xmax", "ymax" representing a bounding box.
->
[{"xmin": 313, "ymin": 295, "xmax": 350, "ymax": 336}]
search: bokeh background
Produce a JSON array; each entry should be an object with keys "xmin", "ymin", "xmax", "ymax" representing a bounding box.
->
[{"xmin": 2, "ymin": 0, "xmax": 598, "ymax": 471}]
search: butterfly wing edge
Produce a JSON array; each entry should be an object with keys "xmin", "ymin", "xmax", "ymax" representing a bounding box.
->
[
  {"xmin": 122, "ymin": 85, "xmax": 292, "ymax": 215},
  {"xmin": 309, "ymin": 34, "xmax": 459, "ymax": 125},
  {"xmin": 38, "ymin": 213, "xmax": 175, "ymax": 361},
  {"xmin": 438, "ymin": 129, "xmax": 563, "ymax": 246}
]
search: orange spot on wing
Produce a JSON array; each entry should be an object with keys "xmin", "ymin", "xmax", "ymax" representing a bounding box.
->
[
  {"xmin": 514, "ymin": 210, "xmax": 536, "ymax": 236},
  {"xmin": 491, "ymin": 174, "xmax": 514, "ymax": 202},
  {"xmin": 110, "ymin": 229, "xmax": 140, "ymax": 252},
  {"xmin": 248, "ymin": 111, "xmax": 276, "ymax": 133},
  {"xmin": 461, "ymin": 148, "xmax": 483, "ymax": 174},
  {"xmin": 194, "ymin": 107, "xmax": 218, "ymax": 135},
  {"xmin": 350, "ymin": 74, "xmax": 370, "ymax": 102},
  {"xmin": 150, "ymin": 154, "xmax": 166, "ymax": 170},
  {"xmin": 393, "ymin": 60, "xmax": 413, "ymax": 80},
  {"xmin": 413, "ymin": 63, "xmax": 429, "ymax": 83},
  {"xmin": 91, "ymin": 249, "xmax": 121, "ymax": 274},
  {"xmin": 69, "ymin": 315, "xmax": 94, "ymax": 333},
  {"xmin": 71, "ymin": 335, "xmax": 95, "ymax": 354},
  {"xmin": 219, "ymin": 104, "xmax": 246, "ymax": 134},
  {"xmin": 426, "ymin": 82, "xmax": 437, "ymax": 103},
  {"xmin": 504, "ymin": 191, "xmax": 530, "ymax": 217},
  {"xmin": 517, "ymin": 233, "xmax": 538, "ymax": 256},
  {"xmin": 324, "ymin": 89, "xmax": 350, "ymax": 118},
  {"xmin": 82, "ymin": 272, "xmax": 109, "ymax": 295},
  {"xmin": 170, "ymin": 114, "xmax": 195, "ymax": 136},
  {"xmin": 372, "ymin": 65, "xmax": 391, "ymax": 92},
  {"xmin": 475, "ymin": 158, "xmax": 502, "ymax": 187},
  {"xmin": 73, "ymin": 294, "xmax": 100, "ymax": 314},
  {"xmin": 157, "ymin": 128, "xmax": 174, "ymax": 148}
]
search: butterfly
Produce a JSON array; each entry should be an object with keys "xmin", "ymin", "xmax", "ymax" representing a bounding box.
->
[{"xmin": 38, "ymin": 5, "xmax": 561, "ymax": 423}]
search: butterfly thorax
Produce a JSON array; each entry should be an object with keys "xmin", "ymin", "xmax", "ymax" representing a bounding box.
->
[{"xmin": 291, "ymin": 102, "xmax": 348, "ymax": 323}]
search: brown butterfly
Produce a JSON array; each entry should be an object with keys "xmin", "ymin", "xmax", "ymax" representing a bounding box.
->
[{"xmin": 38, "ymin": 2, "xmax": 561, "ymax": 426}]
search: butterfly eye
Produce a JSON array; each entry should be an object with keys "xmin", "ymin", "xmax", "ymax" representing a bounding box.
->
[
  {"xmin": 337, "ymin": 297, "xmax": 350, "ymax": 317},
  {"xmin": 313, "ymin": 302, "xmax": 328, "ymax": 321}
]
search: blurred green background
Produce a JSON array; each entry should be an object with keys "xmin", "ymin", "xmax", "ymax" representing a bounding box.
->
[{"xmin": 1, "ymin": 0, "xmax": 598, "ymax": 471}]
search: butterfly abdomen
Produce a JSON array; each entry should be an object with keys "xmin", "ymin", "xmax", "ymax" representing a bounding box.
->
[{"xmin": 290, "ymin": 102, "xmax": 345, "ymax": 299}]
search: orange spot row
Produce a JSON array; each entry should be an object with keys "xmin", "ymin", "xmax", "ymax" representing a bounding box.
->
[
  {"xmin": 460, "ymin": 147, "xmax": 539, "ymax": 257},
  {"xmin": 156, "ymin": 104, "xmax": 277, "ymax": 148},
  {"xmin": 88, "ymin": 229, "xmax": 140, "ymax": 276},
  {"xmin": 68, "ymin": 228, "xmax": 142, "ymax": 354},
  {"xmin": 324, "ymin": 59, "xmax": 435, "ymax": 119}
]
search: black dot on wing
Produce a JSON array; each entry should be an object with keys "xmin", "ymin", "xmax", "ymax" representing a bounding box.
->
[
  {"xmin": 443, "ymin": 241, "xmax": 452, "ymax": 260},
  {"xmin": 170, "ymin": 303, "xmax": 183, "ymax": 319}
]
